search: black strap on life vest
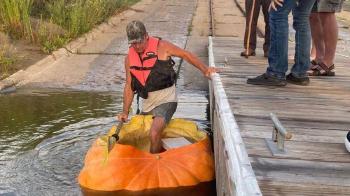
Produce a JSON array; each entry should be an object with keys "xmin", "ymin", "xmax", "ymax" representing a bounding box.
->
[
  {"xmin": 142, "ymin": 54, "xmax": 157, "ymax": 61},
  {"xmin": 129, "ymin": 66, "xmax": 153, "ymax": 71},
  {"xmin": 135, "ymin": 58, "xmax": 178, "ymax": 115},
  {"xmin": 136, "ymin": 94, "xmax": 141, "ymax": 114}
]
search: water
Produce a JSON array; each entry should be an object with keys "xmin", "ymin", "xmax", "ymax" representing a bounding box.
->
[
  {"xmin": 82, "ymin": 181, "xmax": 216, "ymax": 196},
  {"xmin": 0, "ymin": 87, "xmax": 213, "ymax": 195},
  {"xmin": 0, "ymin": 89, "xmax": 121, "ymax": 195}
]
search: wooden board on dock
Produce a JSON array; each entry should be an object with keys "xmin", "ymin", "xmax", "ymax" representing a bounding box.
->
[{"xmin": 211, "ymin": 37, "xmax": 350, "ymax": 195}]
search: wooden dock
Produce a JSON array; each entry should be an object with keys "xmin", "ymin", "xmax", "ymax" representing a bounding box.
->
[{"xmin": 209, "ymin": 36, "xmax": 350, "ymax": 195}]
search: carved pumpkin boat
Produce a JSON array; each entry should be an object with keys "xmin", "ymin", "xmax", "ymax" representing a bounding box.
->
[{"xmin": 78, "ymin": 115, "xmax": 215, "ymax": 191}]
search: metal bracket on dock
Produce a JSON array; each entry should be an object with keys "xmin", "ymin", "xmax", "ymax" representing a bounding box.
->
[{"xmin": 265, "ymin": 113, "xmax": 293, "ymax": 156}]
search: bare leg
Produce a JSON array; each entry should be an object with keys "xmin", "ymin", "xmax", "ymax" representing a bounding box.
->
[
  {"xmin": 149, "ymin": 117, "xmax": 166, "ymax": 153},
  {"xmin": 310, "ymin": 41, "xmax": 316, "ymax": 60},
  {"xmin": 309, "ymin": 12, "xmax": 325, "ymax": 62},
  {"xmin": 319, "ymin": 12, "xmax": 338, "ymax": 67}
]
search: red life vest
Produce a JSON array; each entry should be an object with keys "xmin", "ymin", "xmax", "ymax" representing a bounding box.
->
[
  {"xmin": 128, "ymin": 36, "xmax": 176, "ymax": 99},
  {"xmin": 128, "ymin": 37, "xmax": 159, "ymax": 86}
]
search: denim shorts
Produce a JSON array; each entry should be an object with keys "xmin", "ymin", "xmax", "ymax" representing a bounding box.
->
[
  {"xmin": 312, "ymin": 0, "xmax": 344, "ymax": 12},
  {"xmin": 142, "ymin": 102, "xmax": 177, "ymax": 123}
]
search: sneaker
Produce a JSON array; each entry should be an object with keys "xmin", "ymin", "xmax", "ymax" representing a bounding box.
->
[
  {"xmin": 247, "ymin": 73, "xmax": 287, "ymax": 86},
  {"xmin": 286, "ymin": 73, "xmax": 310, "ymax": 86},
  {"xmin": 345, "ymin": 131, "xmax": 350, "ymax": 153}
]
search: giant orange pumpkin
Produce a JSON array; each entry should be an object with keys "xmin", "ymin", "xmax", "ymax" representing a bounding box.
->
[{"xmin": 78, "ymin": 115, "xmax": 215, "ymax": 191}]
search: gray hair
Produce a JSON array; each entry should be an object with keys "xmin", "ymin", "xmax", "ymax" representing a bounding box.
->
[{"xmin": 126, "ymin": 20, "xmax": 147, "ymax": 44}]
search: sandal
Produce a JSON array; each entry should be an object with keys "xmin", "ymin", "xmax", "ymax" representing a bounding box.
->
[
  {"xmin": 309, "ymin": 60, "xmax": 319, "ymax": 70},
  {"xmin": 307, "ymin": 60, "xmax": 319, "ymax": 75},
  {"xmin": 308, "ymin": 62, "xmax": 335, "ymax": 76}
]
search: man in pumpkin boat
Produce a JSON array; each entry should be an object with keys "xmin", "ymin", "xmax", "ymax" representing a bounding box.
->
[{"xmin": 117, "ymin": 20, "xmax": 217, "ymax": 153}]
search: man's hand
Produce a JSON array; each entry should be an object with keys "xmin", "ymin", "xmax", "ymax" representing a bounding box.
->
[
  {"xmin": 204, "ymin": 67, "xmax": 219, "ymax": 79},
  {"xmin": 269, "ymin": 0, "xmax": 284, "ymax": 11},
  {"xmin": 117, "ymin": 112, "xmax": 128, "ymax": 122}
]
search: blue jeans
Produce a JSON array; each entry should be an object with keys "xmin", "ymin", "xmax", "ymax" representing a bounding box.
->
[{"xmin": 266, "ymin": 0, "xmax": 316, "ymax": 79}]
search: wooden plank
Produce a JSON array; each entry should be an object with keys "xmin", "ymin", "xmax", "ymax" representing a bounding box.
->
[
  {"xmin": 235, "ymin": 115, "xmax": 350, "ymax": 130},
  {"xmin": 258, "ymin": 180, "xmax": 350, "ymax": 196},
  {"xmin": 229, "ymin": 100, "xmax": 350, "ymax": 112},
  {"xmin": 239, "ymin": 125, "xmax": 346, "ymax": 143},
  {"xmin": 250, "ymin": 157, "xmax": 350, "ymax": 186},
  {"xmin": 243, "ymin": 137, "xmax": 350, "ymax": 162},
  {"xmin": 211, "ymin": 37, "xmax": 350, "ymax": 195},
  {"xmin": 220, "ymin": 77, "xmax": 350, "ymax": 91},
  {"xmin": 231, "ymin": 109, "xmax": 350, "ymax": 124}
]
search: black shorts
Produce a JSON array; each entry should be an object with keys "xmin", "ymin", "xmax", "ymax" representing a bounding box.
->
[{"xmin": 142, "ymin": 102, "xmax": 177, "ymax": 123}]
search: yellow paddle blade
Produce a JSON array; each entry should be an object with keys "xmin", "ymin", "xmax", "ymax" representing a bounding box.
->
[
  {"xmin": 97, "ymin": 125, "xmax": 118, "ymax": 165},
  {"xmin": 97, "ymin": 136, "xmax": 108, "ymax": 145},
  {"xmin": 95, "ymin": 136, "xmax": 109, "ymax": 165},
  {"xmin": 107, "ymin": 125, "xmax": 117, "ymax": 136},
  {"xmin": 96, "ymin": 122, "xmax": 126, "ymax": 164}
]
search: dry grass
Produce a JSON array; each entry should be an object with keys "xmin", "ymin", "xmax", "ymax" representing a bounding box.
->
[{"xmin": 0, "ymin": 44, "xmax": 17, "ymax": 80}]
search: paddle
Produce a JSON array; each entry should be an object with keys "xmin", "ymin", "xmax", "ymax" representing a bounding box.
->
[
  {"xmin": 107, "ymin": 121, "xmax": 124, "ymax": 153},
  {"xmin": 98, "ymin": 121, "xmax": 124, "ymax": 164}
]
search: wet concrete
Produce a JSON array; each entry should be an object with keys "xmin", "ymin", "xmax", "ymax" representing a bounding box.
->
[{"xmin": 183, "ymin": 0, "xmax": 211, "ymax": 91}]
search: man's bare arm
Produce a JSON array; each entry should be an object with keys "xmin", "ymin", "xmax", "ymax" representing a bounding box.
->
[
  {"xmin": 159, "ymin": 40, "xmax": 217, "ymax": 78},
  {"xmin": 118, "ymin": 56, "xmax": 134, "ymax": 121}
]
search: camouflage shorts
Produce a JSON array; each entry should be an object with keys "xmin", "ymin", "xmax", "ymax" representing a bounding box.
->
[{"xmin": 312, "ymin": 0, "xmax": 344, "ymax": 12}]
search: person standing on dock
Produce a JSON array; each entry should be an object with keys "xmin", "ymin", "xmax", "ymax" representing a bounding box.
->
[
  {"xmin": 308, "ymin": 0, "xmax": 344, "ymax": 76},
  {"xmin": 117, "ymin": 20, "xmax": 217, "ymax": 153},
  {"xmin": 247, "ymin": 0, "xmax": 316, "ymax": 86},
  {"xmin": 241, "ymin": 0, "xmax": 270, "ymax": 57}
]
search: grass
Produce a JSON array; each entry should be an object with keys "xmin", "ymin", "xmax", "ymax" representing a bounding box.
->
[
  {"xmin": 0, "ymin": 0, "xmax": 140, "ymax": 53},
  {"xmin": 0, "ymin": 0, "xmax": 34, "ymax": 41},
  {"xmin": 0, "ymin": 44, "xmax": 17, "ymax": 79},
  {"xmin": 0, "ymin": 0, "xmax": 139, "ymax": 77}
]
